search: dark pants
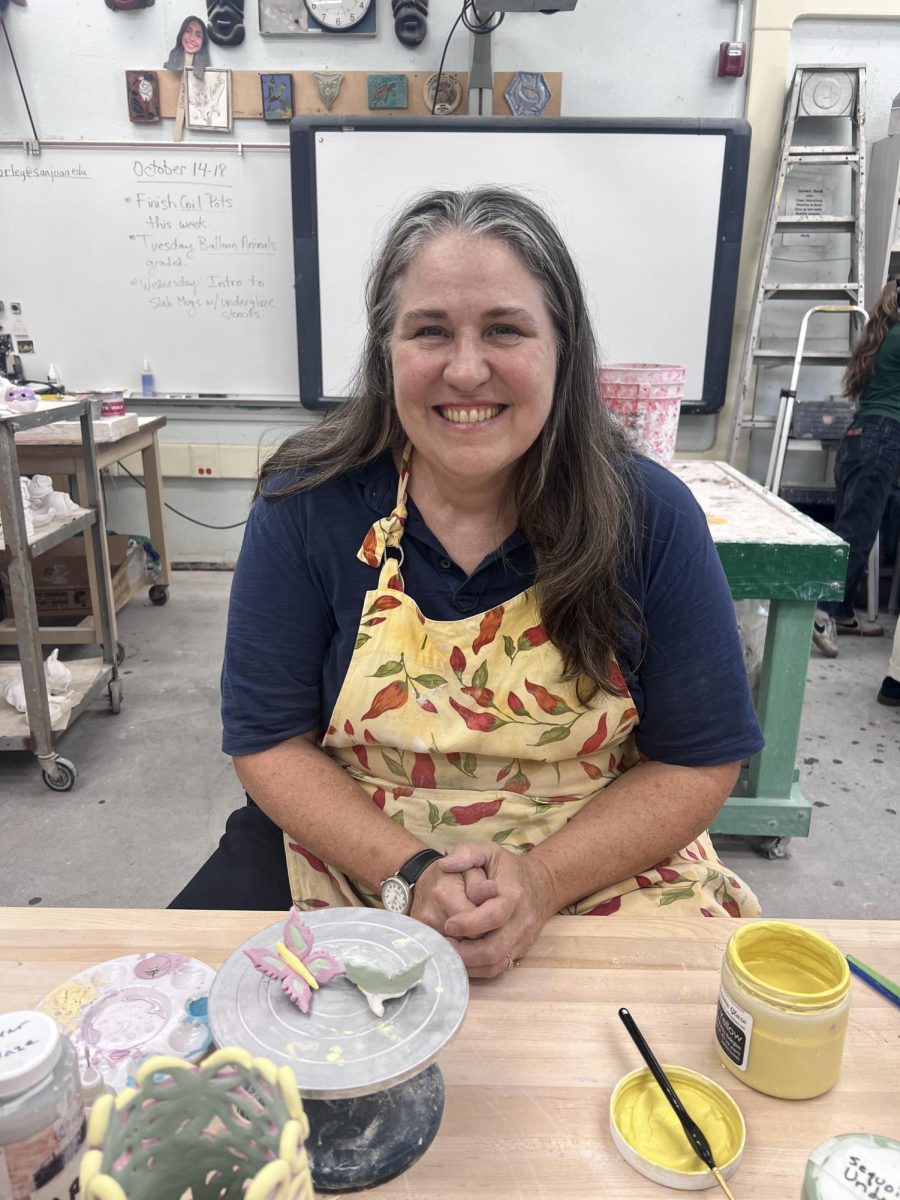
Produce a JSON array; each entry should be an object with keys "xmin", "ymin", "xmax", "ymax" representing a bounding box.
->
[
  {"xmin": 821, "ymin": 415, "xmax": 900, "ymax": 620},
  {"xmin": 168, "ymin": 797, "xmax": 292, "ymax": 910}
]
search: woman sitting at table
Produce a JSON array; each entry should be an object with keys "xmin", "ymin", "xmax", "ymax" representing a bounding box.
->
[{"xmin": 171, "ymin": 187, "xmax": 764, "ymax": 976}]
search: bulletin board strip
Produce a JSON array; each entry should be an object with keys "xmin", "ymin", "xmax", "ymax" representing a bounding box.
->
[{"xmin": 148, "ymin": 70, "xmax": 562, "ymax": 120}]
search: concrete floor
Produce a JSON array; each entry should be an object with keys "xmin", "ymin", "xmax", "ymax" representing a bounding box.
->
[{"xmin": 1, "ymin": 572, "xmax": 898, "ymax": 917}]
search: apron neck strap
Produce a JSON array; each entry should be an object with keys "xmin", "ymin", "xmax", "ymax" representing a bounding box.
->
[{"xmin": 357, "ymin": 442, "xmax": 413, "ymax": 587}]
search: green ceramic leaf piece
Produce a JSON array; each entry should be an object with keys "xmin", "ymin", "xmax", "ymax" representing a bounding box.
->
[{"xmin": 342, "ymin": 956, "xmax": 431, "ymax": 999}]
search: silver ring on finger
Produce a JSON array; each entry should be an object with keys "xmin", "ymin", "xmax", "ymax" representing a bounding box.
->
[{"xmin": 506, "ymin": 953, "xmax": 519, "ymax": 970}]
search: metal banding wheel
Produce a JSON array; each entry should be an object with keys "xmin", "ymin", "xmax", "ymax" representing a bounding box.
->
[{"xmin": 209, "ymin": 909, "xmax": 468, "ymax": 1192}]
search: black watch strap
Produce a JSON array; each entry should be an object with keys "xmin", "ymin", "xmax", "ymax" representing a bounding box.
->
[{"xmin": 396, "ymin": 848, "xmax": 444, "ymax": 887}]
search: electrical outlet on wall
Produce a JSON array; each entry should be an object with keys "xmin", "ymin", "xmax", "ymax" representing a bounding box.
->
[{"xmin": 189, "ymin": 445, "xmax": 221, "ymax": 477}]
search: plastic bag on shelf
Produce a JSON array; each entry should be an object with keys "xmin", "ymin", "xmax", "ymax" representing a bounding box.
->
[{"xmin": 734, "ymin": 599, "xmax": 769, "ymax": 702}]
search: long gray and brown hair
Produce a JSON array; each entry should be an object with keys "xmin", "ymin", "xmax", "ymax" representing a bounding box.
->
[{"xmin": 259, "ymin": 187, "xmax": 639, "ymax": 701}]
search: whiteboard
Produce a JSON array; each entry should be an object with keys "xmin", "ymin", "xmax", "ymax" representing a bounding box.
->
[
  {"xmin": 0, "ymin": 143, "xmax": 297, "ymax": 397},
  {"xmin": 290, "ymin": 117, "xmax": 749, "ymax": 413}
]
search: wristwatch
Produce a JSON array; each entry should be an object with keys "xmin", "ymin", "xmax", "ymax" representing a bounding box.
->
[{"xmin": 380, "ymin": 849, "xmax": 444, "ymax": 915}]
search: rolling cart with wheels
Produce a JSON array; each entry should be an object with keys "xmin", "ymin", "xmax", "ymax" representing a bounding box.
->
[
  {"xmin": 15, "ymin": 415, "xmax": 172, "ymax": 619},
  {"xmin": 0, "ymin": 400, "xmax": 122, "ymax": 790}
]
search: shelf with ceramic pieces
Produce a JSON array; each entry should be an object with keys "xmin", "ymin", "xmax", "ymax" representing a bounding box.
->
[
  {"xmin": 0, "ymin": 505, "xmax": 94, "ymax": 558},
  {"xmin": 0, "ymin": 658, "xmax": 112, "ymax": 750},
  {"xmin": 0, "ymin": 401, "xmax": 122, "ymax": 789}
]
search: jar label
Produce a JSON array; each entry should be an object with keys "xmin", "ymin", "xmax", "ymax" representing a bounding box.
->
[
  {"xmin": 0, "ymin": 1112, "xmax": 85, "ymax": 1200},
  {"xmin": 809, "ymin": 1138, "xmax": 900, "ymax": 1199},
  {"xmin": 716, "ymin": 986, "xmax": 752, "ymax": 1071}
]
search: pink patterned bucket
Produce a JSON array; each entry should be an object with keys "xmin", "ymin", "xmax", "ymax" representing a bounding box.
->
[{"xmin": 599, "ymin": 363, "xmax": 686, "ymax": 467}]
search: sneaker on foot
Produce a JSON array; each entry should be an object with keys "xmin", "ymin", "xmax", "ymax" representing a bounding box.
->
[
  {"xmin": 835, "ymin": 616, "xmax": 884, "ymax": 637},
  {"xmin": 812, "ymin": 609, "xmax": 839, "ymax": 658},
  {"xmin": 877, "ymin": 675, "xmax": 900, "ymax": 706}
]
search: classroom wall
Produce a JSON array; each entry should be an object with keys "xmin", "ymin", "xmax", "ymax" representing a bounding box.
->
[{"xmin": 1, "ymin": 2, "xmax": 896, "ymax": 562}]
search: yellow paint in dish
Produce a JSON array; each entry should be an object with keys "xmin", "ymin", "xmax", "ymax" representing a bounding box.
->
[
  {"xmin": 611, "ymin": 1066, "xmax": 745, "ymax": 1177},
  {"xmin": 40, "ymin": 981, "xmax": 99, "ymax": 1032}
]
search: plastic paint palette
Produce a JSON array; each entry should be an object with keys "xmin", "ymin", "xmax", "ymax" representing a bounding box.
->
[
  {"xmin": 610, "ymin": 1065, "xmax": 746, "ymax": 1191},
  {"xmin": 39, "ymin": 953, "xmax": 214, "ymax": 1091}
]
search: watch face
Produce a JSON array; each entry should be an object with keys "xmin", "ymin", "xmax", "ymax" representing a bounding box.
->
[
  {"xmin": 304, "ymin": 0, "xmax": 371, "ymax": 30},
  {"xmin": 381, "ymin": 877, "xmax": 411, "ymax": 914}
]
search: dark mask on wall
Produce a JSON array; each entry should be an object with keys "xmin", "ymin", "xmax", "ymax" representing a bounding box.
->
[
  {"xmin": 392, "ymin": 0, "xmax": 427, "ymax": 47},
  {"xmin": 206, "ymin": 0, "xmax": 245, "ymax": 45}
]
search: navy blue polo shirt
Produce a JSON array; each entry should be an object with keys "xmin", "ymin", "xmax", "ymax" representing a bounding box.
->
[{"xmin": 221, "ymin": 451, "xmax": 763, "ymax": 767}]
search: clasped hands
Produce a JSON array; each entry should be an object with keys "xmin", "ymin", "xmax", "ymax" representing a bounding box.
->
[{"xmin": 411, "ymin": 842, "xmax": 558, "ymax": 979}]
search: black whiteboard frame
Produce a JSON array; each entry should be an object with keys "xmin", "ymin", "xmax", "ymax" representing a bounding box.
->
[{"xmin": 289, "ymin": 115, "xmax": 750, "ymax": 414}]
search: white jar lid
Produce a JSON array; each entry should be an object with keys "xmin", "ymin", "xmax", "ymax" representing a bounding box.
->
[
  {"xmin": 0, "ymin": 1011, "xmax": 62, "ymax": 1100},
  {"xmin": 610, "ymin": 1065, "xmax": 746, "ymax": 1191}
]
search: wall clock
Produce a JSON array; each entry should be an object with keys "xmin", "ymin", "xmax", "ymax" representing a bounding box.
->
[
  {"xmin": 304, "ymin": 0, "xmax": 372, "ymax": 31},
  {"xmin": 259, "ymin": 0, "xmax": 375, "ymax": 36}
]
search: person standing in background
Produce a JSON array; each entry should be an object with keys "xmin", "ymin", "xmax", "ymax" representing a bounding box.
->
[
  {"xmin": 813, "ymin": 279, "xmax": 900, "ymax": 657},
  {"xmin": 878, "ymin": 621, "xmax": 900, "ymax": 705}
]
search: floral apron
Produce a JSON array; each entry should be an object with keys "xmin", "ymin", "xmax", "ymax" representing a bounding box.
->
[{"xmin": 285, "ymin": 446, "xmax": 760, "ymax": 919}]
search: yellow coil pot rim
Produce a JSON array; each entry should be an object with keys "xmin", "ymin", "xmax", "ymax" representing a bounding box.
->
[
  {"xmin": 610, "ymin": 1065, "xmax": 746, "ymax": 1191},
  {"xmin": 726, "ymin": 921, "xmax": 850, "ymax": 1011},
  {"xmin": 79, "ymin": 1047, "xmax": 314, "ymax": 1200}
]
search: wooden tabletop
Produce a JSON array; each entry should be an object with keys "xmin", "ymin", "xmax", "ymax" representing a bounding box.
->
[{"xmin": 2, "ymin": 909, "xmax": 897, "ymax": 1198}]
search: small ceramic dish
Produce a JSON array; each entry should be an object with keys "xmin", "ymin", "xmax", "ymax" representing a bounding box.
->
[{"xmin": 610, "ymin": 1065, "xmax": 746, "ymax": 1190}]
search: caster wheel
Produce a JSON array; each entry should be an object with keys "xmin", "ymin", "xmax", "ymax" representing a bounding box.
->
[
  {"xmin": 116, "ymin": 641, "xmax": 126, "ymax": 666},
  {"xmin": 42, "ymin": 757, "xmax": 77, "ymax": 792},
  {"xmin": 108, "ymin": 678, "xmax": 123, "ymax": 714},
  {"xmin": 149, "ymin": 585, "xmax": 169, "ymax": 606},
  {"xmin": 755, "ymin": 836, "xmax": 791, "ymax": 860}
]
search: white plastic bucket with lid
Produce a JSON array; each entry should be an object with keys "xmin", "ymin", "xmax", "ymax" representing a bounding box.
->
[{"xmin": 599, "ymin": 363, "xmax": 686, "ymax": 467}]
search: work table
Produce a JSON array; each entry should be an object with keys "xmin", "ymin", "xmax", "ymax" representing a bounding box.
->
[{"xmin": 1, "ymin": 908, "xmax": 897, "ymax": 1197}]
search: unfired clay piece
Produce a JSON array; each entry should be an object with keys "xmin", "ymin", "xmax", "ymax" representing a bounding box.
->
[
  {"xmin": 28, "ymin": 474, "xmax": 80, "ymax": 518},
  {"xmin": 342, "ymin": 956, "xmax": 432, "ymax": 1017}
]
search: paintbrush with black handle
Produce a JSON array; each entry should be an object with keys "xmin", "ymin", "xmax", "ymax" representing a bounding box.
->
[{"xmin": 618, "ymin": 1007, "xmax": 736, "ymax": 1200}]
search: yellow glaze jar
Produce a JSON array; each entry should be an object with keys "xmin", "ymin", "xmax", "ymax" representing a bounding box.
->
[{"xmin": 715, "ymin": 921, "xmax": 851, "ymax": 1100}]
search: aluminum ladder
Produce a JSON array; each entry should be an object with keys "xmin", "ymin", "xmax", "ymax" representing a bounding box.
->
[{"xmin": 729, "ymin": 64, "xmax": 867, "ymax": 480}]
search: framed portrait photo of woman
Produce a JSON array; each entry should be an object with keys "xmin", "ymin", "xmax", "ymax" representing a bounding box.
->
[{"xmin": 186, "ymin": 67, "xmax": 233, "ymax": 131}]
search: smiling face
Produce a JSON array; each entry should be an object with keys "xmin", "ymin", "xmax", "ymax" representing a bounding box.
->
[
  {"xmin": 181, "ymin": 18, "xmax": 205, "ymax": 53},
  {"xmin": 389, "ymin": 232, "xmax": 558, "ymax": 495}
]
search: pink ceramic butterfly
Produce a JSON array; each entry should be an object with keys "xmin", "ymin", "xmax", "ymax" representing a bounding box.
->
[{"xmin": 244, "ymin": 908, "xmax": 345, "ymax": 1014}]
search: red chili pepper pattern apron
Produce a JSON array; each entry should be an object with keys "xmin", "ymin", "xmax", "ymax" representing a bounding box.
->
[{"xmin": 284, "ymin": 445, "xmax": 760, "ymax": 919}]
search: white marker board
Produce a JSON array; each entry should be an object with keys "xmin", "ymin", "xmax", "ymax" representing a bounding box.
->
[
  {"xmin": 290, "ymin": 116, "xmax": 749, "ymax": 413},
  {"xmin": 0, "ymin": 143, "xmax": 297, "ymax": 397}
]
